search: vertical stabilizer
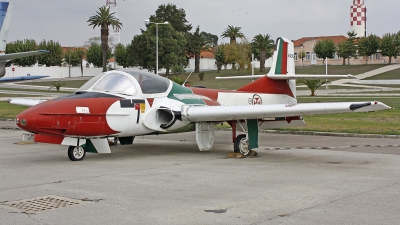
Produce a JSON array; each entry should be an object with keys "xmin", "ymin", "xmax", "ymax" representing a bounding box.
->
[
  {"xmin": 268, "ymin": 37, "xmax": 295, "ymax": 76},
  {"xmin": 0, "ymin": 2, "xmax": 11, "ymax": 53},
  {"xmin": 237, "ymin": 37, "xmax": 297, "ymax": 100}
]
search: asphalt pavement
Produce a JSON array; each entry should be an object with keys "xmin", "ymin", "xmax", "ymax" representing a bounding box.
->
[{"xmin": 1, "ymin": 121, "xmax": 400, "ymax": 224}]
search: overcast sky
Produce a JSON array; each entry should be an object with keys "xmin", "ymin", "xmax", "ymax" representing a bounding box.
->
[{"xmin": 6, "ymin": 0, "xmax": 400, "ymax": 47}]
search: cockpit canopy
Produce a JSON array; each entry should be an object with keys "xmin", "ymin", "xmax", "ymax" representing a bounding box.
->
[{"xmin": 79, "ymin": 69, "xmax": 171, "ymax": 96}]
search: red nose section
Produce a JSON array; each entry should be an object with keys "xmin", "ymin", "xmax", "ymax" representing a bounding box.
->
[{"xmin": 16, "ymin": 96, "xmax": 121, "ymax": 137}]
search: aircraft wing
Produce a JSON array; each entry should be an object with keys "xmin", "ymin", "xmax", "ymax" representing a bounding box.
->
[
  {"xmin": 216, "ymin": 74, "xmax": 356, "ymax": 80},
  {"xmin": 181, "ymin": 101, "xmax": 391, "ymax": 122},
  {"xmin": 0, "ymin": 75, "xmax": 49, "ymax": 83},
  {"xmin": 7, "ymin": 98, "xmax": 47, "ymax": 107},
  {"xmin": 0, "ymin": 50, "xmax": 49, "ymax": 60}
]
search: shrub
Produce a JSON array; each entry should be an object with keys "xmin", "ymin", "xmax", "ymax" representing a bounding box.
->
[
  {"xmin": 199, "ymin": 72, "xmax": 205, "ymax": 81},
  {"xmin": 217, "ymin": 62, "xmax": 223, "ymax": 73},
  {"xmin": 52, "ymin": 82, "xmax": 65, "ymax": 92},
  {"xmin": 172, "ymin": 65, "xmax": 185, "ymax": 75},
  {"xmin": 171, "ymin": 76, "xmax": 184, "ymax": 85}
]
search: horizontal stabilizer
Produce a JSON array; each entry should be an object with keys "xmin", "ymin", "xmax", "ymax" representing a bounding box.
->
[
  {"xmin": 0, "ymin": 50, "xmax": 49, "ymax": 61},
  {"xmin": 216, "ymin": 74, "xmax": 355, "ymax": 80},
  {"xmin": 267, "ymin": 74, "xmax": 356, "ymax": 80},
  {"xmin": 181, "ymin": 101, "xmax": 391, "ymax": 122},
  {"xmin": 216, "ymin": 75, "xmax": 265, "ymax": 80}
]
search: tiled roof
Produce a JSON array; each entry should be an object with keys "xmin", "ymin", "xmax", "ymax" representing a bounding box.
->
[
  {"xmin": 293, "ymin": 35, "xmax": 348, "ymax": 47},
  {"xmin": 200, "ymin": 51, "xmax": 215, "ymax": 58}
]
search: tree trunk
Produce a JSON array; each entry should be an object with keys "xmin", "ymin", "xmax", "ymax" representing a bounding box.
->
[
  {"xmin": 80, "ymin": 58, "xmax": 83, "ymax": 76},
  {"xmin": 389, "ymin": 56, "xmax": 392, "ymax": 64},
  {"xmin": 101, "ymin": 28, "xmax": 109, "ymax": 72},
  {"xmin": 260, "ymin": 50, "xmax": 266, "ymax": 72},
  {"xmin": 342, "ymin": 58, "xmax": 345, "ymax": 65},
  {"xmin": 195, "ymin": 53, "xmax": 200, "ymax": 73}
]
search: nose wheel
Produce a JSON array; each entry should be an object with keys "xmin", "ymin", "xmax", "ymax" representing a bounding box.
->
[
  {"xmin": 68, "ymin": 146, "xmax": 86, "ymax": 161},
  {"xmin": 234, "ymin": 134, "xmax": 251, "ymax": 156}
]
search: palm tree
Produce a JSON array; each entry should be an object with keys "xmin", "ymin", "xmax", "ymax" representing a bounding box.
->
[
  {"xmin": 87, "ymin": 6, "xmax": 122, "ymax": 72},
  {"xmin": 221, "ymin": 25, "xmax": 245, "ymax": 45},
  {"xmin": 251, "ymin": 34, "xmax": 275, "ymax": 72},
  {"xmin": 299, "ymin": 79, "xmax": 328, "ymax": 96},
  {"xmin": 76, "ymin": 49, "xmax": 85, "ymax": 76}
]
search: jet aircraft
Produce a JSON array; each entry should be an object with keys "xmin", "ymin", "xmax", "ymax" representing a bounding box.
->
[
  {"xmin": 11, "ymin": 37, "xmax": 391, "ymax": 161},
  {"xmin": 0, "ymin": 2, "xmax": 49, "ymax": 83}
]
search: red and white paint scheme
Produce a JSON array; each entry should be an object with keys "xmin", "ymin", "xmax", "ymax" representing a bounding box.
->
[{"xmin": 10, "ymin": 37, "xmax": 391, "ymax": 161}]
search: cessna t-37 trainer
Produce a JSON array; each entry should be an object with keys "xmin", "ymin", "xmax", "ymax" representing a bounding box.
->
[{"xmin": 11, "ymin": 37, "xmax": 391, "ymax": 161}]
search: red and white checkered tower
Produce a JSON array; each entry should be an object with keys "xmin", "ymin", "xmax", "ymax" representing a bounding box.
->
[{"xmin": 350, "ymin": 0, "xmax": 366, "ymax": 37}]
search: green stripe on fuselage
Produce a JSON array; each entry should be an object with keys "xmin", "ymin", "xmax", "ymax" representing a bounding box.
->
[{"xmin": 167, "ymin": 82, "xmax": 206, "ymax": 105}]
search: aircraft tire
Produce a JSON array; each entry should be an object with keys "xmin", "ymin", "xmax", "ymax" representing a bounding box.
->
[
  {"xmin": 234, "ymin": 134, "xmax": 250, "ymax": 156},
  {"xmin": 68, "ymin": 146, "xmax": 86, "ymax": 161}
]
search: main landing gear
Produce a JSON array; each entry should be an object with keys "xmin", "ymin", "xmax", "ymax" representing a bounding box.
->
[
  {"xmin": 234, "ymin": 134, "xmax": 251, "ymax": 156},
  {"xmin": 68, "ymin": 146, "xmax": 86, "ymax": 161}
]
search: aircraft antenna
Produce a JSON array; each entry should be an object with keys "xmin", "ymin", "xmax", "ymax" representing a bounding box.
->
[{"xmin": 106, "ymin": 0, "xmax": 120, "ymax": 52}]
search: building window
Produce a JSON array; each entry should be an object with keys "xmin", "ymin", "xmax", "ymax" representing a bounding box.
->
[
  {"xmin": 294, "ymin": 53, "xmax": 298, "ymax": 61},
  {"xmin": 369, "ymin": 55, "xmax": 373, "ymax": 60},
  {"xmin": 306, "ymin": 52, "xmax": 311, "ymax": 61},
  {"xmin": 376, "ymin": 53, "xmax": 381, "ymax": 60}
]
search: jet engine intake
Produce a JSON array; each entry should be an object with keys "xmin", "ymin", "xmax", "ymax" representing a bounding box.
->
[{"xmin": 156, "ymin": 107, "xmax": 182, "ymax": 129}]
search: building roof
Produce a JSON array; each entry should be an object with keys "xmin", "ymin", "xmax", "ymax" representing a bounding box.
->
[
  {"xmin": 200, "ymin": 50, "xmax": 215, "ymax": 59},
  {"xmin": 293, "ymin": 35, "xmax": 347, "ymax": 47}
]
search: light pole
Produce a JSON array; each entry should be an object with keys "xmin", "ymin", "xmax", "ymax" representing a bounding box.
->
[
  {"xmin": 144, "ymin": 20, "xmax": 169, "ymax": 75},
  {"xmin": 68, "ymin": 47, "xmax": 71, "ymax": 78},
  {"xmin": 300, "ymin": 45, "xmax": 303, "ymax": 67}
]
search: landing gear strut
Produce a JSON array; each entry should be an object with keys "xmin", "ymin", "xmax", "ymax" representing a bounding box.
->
[
  {"xmin": 68, "ymin": 146, "xmax": 86, "ymax": 161},
  {"xmin": 234, "ymin": 134, "xmax": 251, "ymax": 156}
]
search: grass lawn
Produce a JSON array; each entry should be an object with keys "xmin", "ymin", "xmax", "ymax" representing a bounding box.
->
[
  {"xmin": 364, "ymin": 67, "xmax": 400, "ymax": 80},
  {"xmin": 174, "ymin": 65, "xmax": 388, "ymax": 90},
  {"xmin": 297, "ymin": 85, "xmax": 368, "ymax": 91},
  {"xmin": 12, "ymin": 65, "xmax": 391, "ymax": 91},
  {"xmin": 19, "ymin": 80, "xmax": 89, "ymax": 88},
  {"xmin": 0, "ymin": 101, "xmax": 29, "ymax": 119},
  {"xmin": 295, "ymin": 64, "xmax": 386, "ymax": 75},
  {"xmin": 279, "ymin": 97, "xmax": 400, "ymax": 135},
  {"xmin": 0, "ymin": 87, "xmax": 73, "ymax": 94},
  {"xmin": 349, "ymin": 84, "xmax": 400, "ymax": 88},
  {"xmin": 0, "ymin": 93, "xmax": 43, "ymax": 97}
]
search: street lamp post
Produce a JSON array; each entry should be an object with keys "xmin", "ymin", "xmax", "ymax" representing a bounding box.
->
[
  {"xmin": 68, "ymin": 47, "xmax": 71, "ymax": 78},
  {"xmin": 300, "ymin": 45, "xmax": 303, "ymax": 67},
  {"xmin": 144, "ymin": 20, "xmax": 169, "ymax": 75}
]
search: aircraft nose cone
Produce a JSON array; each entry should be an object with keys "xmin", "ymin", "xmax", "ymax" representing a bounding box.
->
[{"xmin": 16, "ymin": 110, "xmax": 35, "ymax": 131}]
